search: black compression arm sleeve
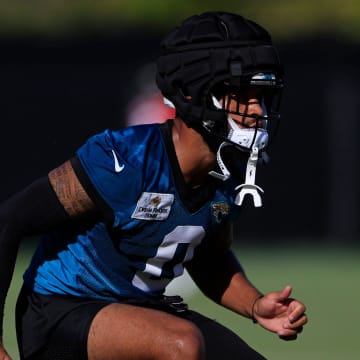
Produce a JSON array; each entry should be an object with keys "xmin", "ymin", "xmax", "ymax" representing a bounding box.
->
[{"xmin": 0, "ymin": 176, "xmax": 69, "ymax": 336}]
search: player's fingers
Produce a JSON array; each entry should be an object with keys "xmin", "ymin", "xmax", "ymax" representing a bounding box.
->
[
  {"xmin": 284, "ymin": 313, "xmax": 307, "ymax": 333},
  {"xmin": 289, "ymin": 305, "xmax": 307, "ymax": 324},
  {"xmin": 296, "ymin": 326, "xmax": 303, "ymax": 334},
  {"xmin": 278, "ymin": 324, "xmax": 303, "ymax": 340},
  {"xmin": 287, "ymin": 324, "xmax": 303, "ymax": 333},
  {"xmin": 277, "ymin": 326, "xmax": 298, "ymax": 340}
]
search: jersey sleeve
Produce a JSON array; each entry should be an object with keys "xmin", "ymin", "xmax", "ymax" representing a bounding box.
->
[{"xmin": 75, "ymin": 129, "xmax": 143, "ymax": 227}]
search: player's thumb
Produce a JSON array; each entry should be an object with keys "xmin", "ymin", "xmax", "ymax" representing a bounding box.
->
[{"xmin": 277, "ymin": 285, "xmax": 292, "ymax": 301}]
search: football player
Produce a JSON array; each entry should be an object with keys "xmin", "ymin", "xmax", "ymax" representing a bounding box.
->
[{"xmin": 0, "ymin": 11, "xmax": 307, "ymax": 360}]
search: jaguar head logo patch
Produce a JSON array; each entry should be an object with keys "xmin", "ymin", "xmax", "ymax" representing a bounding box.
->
[{"xmin": 211, "ymin": 202, "xmax": 230, "ymax": 224}]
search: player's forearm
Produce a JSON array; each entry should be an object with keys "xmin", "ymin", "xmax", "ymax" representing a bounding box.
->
[
  {"xmin": 187, "ymin": 247, "xmax": 262, "ymax": 319},
  {"xmin": 220, "ymin": 271, "xmax": 262, "ymax": 319}
]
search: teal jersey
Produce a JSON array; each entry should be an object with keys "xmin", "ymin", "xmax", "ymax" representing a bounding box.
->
[{"xmin": 24, "ymin": 122, "xmax": 242, "ymax": 301}]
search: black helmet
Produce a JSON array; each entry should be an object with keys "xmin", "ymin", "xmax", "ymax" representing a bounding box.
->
[{"xmin": 156, "ymin": 11, "xmax": 283, "ymax": 148}]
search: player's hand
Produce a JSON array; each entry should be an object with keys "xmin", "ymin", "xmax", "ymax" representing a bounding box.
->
[
  {"xmin": 0, "ymin": 338, "xmax": 12, "ymax": 360},
  {"xmin": 253, "ymin": 285, "xmax": 308, "ymax": 340}
]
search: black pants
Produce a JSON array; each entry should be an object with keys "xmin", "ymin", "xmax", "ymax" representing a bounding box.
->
[{"xmin": 16, "ymin": 286, "xmax": 267, "ymax": 360}]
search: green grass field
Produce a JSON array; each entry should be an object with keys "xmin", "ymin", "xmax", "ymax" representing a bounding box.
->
[{"xmin": 3, "ymin": 242, "xmax": 360, "ymax": 360}]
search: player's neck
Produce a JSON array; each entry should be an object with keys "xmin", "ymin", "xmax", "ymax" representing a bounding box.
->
[{"xmin": 172, "ymin": 118, "xmax": 216, "ymax": 187}]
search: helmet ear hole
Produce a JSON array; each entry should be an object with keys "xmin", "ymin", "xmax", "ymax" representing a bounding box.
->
[{"xmin": 178, "ymin": 86, "xmax": 191, "ymax": 101}]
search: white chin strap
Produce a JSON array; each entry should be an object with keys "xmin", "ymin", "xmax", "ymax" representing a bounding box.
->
[{"xmin": 208, "ymin": 96, "xmax": 269, "ymax": 207}]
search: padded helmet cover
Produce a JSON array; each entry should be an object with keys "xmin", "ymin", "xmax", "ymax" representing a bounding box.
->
[{"xmin": 156, "ymin": 11, "xmax": 283, "ymax": 139}]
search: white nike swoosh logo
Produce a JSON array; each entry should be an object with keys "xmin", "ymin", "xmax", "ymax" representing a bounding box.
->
[{"xmin": 111, "ymin": 150, "xmax": 125, "ymax": 173}]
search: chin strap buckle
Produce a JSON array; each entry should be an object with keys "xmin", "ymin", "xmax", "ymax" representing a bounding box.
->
[{"xmin": 234, "ymin": 147, "xmax": 264, "ymax": 207}]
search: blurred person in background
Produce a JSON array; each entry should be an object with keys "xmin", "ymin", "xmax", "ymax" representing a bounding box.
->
[
  {"xmin": 0, "ymin": 11, "xmax": 307, "ymax": 360},
  {"xmin": 125, "ymin": 62, "xmax": 175, "ymax": 126}
]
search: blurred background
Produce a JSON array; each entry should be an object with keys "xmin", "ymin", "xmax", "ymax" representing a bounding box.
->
[{"xmin": 1, "ymin": 1, "xmax": 359, "ymax": 359}]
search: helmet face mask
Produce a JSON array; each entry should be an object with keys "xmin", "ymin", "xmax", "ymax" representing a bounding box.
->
[
  {"xmin": 156, "ymin": 12, "xmax": 284, "ymax": 153},
  {"xmin": 208, "ymin": 73, "xmax": 282, "ymax": 151},
  {"xmin": 213, "ymin": 77, "xmax": 283, "ymax": 123}
]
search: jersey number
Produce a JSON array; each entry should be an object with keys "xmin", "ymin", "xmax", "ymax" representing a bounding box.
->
[{"xmin": 132, "ymin": 225, "xmax": 205, "ymax": 292}]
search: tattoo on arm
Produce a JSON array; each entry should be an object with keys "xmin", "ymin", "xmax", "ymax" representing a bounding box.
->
[{"xmin": 48, "ymin": 161, "xmax": 96, "ymax": 218}]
